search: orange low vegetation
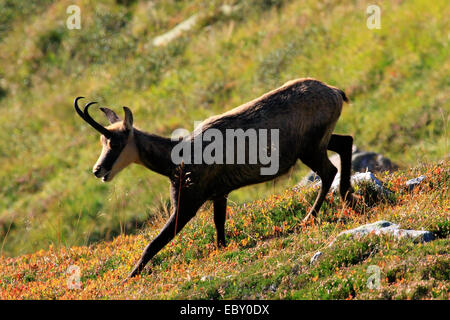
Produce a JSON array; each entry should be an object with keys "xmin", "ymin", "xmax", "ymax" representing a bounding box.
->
[{"xmin": 1, "ymin": 161, "xmax": 448, "ymax": 299}]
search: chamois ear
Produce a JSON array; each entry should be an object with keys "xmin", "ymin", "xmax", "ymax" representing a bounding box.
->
[
  {"xmin": 123, "ymin": 106, "xmax": 133, "ymax": 131},
  {"xmin": 100, "ymin": 107, "xmax": 121, "ymax": 124}
]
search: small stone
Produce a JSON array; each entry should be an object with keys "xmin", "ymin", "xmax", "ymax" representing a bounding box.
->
[
  {"xmin": 310, "ymin": 251, "xmax": 323, "ymax": 265},
  {"xmin": 405, "ymin": 175, "xmax": 427, "ymax": 191}
]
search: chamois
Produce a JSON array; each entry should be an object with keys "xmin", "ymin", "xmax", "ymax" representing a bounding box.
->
[{"xmin": 74, "ymin": 78, "xmax": 356, "ymax": 279}]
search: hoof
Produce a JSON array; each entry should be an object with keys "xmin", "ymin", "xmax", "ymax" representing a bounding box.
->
[{"xmin": 217, "ymin": 242, "xmax": 227, "ymax": 249}]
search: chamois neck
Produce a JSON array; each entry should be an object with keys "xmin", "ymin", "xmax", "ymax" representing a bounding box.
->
[{"xmin": 133, "ymin": 128, "xmax": 176, "ymax": 177}]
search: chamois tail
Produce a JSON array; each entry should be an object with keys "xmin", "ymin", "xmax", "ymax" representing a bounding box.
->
[{"xmin": 336, "ymin": 88, "xmax": 349, "ymax": 103}]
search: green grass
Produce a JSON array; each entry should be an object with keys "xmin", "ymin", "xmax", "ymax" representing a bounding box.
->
[
  {"xmin": 0, "ymin": 162, "xmax": 448, "ymax": 299},
  {"xmin": 0, "ymin": 0, "xmax": 448, "ymax": 257}
]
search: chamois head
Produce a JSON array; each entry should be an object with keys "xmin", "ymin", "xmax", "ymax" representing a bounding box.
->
[{"xmin": 74, "ymin": 97, "xmax": 139, "ymax": 182}]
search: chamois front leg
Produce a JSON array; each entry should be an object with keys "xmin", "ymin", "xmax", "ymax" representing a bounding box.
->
[
  {"xmin": 213, "ymin": 195, "xmax": 228, "ymax": 248},
  {"xmin": 301, "ymin": 150, "xmax": 338, "ymax": 222},
  {"xmin": 127, "ymin": 197, "xmax": 201, "ymax": 279}
]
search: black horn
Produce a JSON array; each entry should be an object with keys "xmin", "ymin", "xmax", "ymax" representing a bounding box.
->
[{"xmin": 74, "ymin": 97, "xmax": 112, "ymax": 138}]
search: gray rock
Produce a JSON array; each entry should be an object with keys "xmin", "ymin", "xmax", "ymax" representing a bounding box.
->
[
  {"xmin": 302, "ymin": 172, "xmax": 320, "ymax": 184},
  {"xmin": 310, "ymin": 251, "xmax": 323, "ymax": 265},
  {"xmin": 351, "ymin": 151, "xmax": 398, "ymax": 173},
  {"xmin": 152, "ymin": 14, "xmax": 199, "ymax": 47},
  {"xmin": 301, "ymin": 146, "xmax": 398, "ymax": 185},
  {"xmin": 152, "ymin": 4, "xmax": 240, "ymax": 47},
  {"xmin": 405, "ymin": 175, "xmax": 427, "ymax": 191},
  {"xmin": 334, "ymin": 220, "xmax": 435, "ymax": 244},
  {"xmin": 332, "ymin": 172, "xmax": 388, "ymax": 193},
  {"xmin": 299, "ymin": 171, "xmax": 393, "ymax": 204}
]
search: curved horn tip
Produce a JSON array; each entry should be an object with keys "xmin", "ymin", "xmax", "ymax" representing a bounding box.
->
[
  {"xmin": 74, "ymin": 96, "xmax": 85, "ymax": 103},
  {"xmin": 74, "ymin": 96, "xmax": 87, "ymax": 119},
  {"xmin": 83, "ymin": 101, "xmax": 98, "ymax": 111}
]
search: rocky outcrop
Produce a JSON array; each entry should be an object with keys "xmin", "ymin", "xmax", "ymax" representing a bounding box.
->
[
  {"xmin": 297, "ymin": 170, "xmax": 394, "ymax": 205},
  {"xmin": 152, "ymin": 5, "xmax": 239, "ymax": 47},
  {"xmin": 152, "ymin": 14, "xmax": 200, "ymax": 47},
  {"xmin": 310, "ymin": 220, "xmax": 435, "ymax": 264},
  {"xmin": 334, "ymin": 220, "xmax": 435, "ymax": 243},
  {"xmin": 303, "ymin": 146, "xmax": 398, "ymax": 184},
  {"xmin": 331, "ymin": 172, "xmax": 391, "ymax": 195},
  {"xmin": 351, "ymin": 148, "xmax": 398, "ymax": 173}
]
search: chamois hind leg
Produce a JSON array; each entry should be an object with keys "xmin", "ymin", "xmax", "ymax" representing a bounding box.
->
[
  {"xmin": 213, "ymin": 195, "xmax": 228, "ymax": 248},
  {"xmin": 327, "ymin": 134, "xmax": 358, "ymax": 208},
  {"xmin": 127, "ymin": 195, "xmax": 202, "ymax": 278},
  {"xmin": 301, "ymin": 150, "xmax": 338, "ymax": 222}
]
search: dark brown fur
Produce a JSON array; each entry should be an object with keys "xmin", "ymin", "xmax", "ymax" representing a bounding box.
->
[{"xmin": 74, "ymin": 78, "xmax": 356, "ymax": 279}]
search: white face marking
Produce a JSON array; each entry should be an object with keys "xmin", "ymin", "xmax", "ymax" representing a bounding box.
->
[{"xmin": 93, "ymin": 130, "xmax": 139, "ymax": 182}]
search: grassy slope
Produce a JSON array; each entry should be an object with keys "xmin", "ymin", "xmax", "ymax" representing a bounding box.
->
[
  {"xmin": 0, "ymin": 0, "xmax": 448, "ymax": 257},
  {"xmin": 0, "ymin": 161, "xmax": 448, "ymax": 299}
]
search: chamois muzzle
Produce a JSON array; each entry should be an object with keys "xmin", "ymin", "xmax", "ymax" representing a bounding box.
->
[
  {"xmin": 93, "ymin": 166, "xmax": 102, "ymax": 178},
  {"xmin": 93, "ymin": 165, "xmax": 111, "ymax": 181},
  {"xmin": 74, "ymin": 96, "xmax": 112, "ymax": 139}
]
